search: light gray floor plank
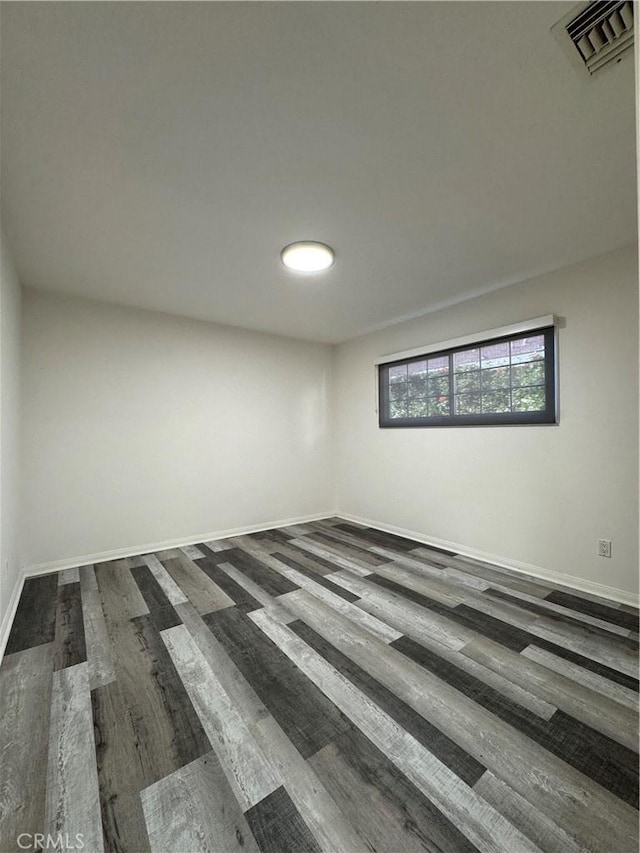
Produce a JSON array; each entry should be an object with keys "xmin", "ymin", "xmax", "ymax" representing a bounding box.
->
[
  {"xmin": 528, "ymin": 616, "xmax": 639, "ymax": 678},
  {"xmin": 464, "ymin": 635, "xmax": 639, "ymax": 751},
  {"xmin": 333, "ymin": 568, "xmax": 638, "ymax": 749},
  {"xmin": 375, "ymin": 562, "xmax": 465, "ymax": 607},
  {"xmin": 174, "ymin": 601, "xmax": 269, "ymax": 724},
  {"xmin": 143, "ymin": 554, "xmax": 188, "ymax": 605},
  {"xmin": 141, "ymin": 751, "xmax": 260, "ymax": 853},
  {"xmin": 473, "ymin": 772, "xmax": 585, "ymax": 853},
  {"xmin": 252, "ymin": 715, "xmax": 369, "ymax": 853},
  {"xmin": 94, "ymin": 557, "xmax": 150, "ymax": 619},
  {"xmin": 481, "ymin": 584, "xmax": 632, "ymax": 638},
  {"xmin": 249, "ymin": 607, "xmax": 543, "ymax": 853},
  {"xmin": 45, "ymin": 662, "xmax": 104, "ymax": 852},
  {"xmin": 278, "ymin": 589, "xmax": 638, "ymax": 853},
  {"xmin": 181, "ymin": 544, "xmax": 205, "ymax": 560},
  {"xmin": 58, "ymin": 567, "xmax": 80, "ymax": 586},
  {"xmin": 0, "ymin": 644, "xmax": 53, "ymax": 852},
  {"xmin": 202, "ymin": 538, "xmax": 235, "ymax": 552},
  {"xmin": 162, "ymin": 553, "xmax": 235, "ymax": 614},
  {"xmin": 161, "ymin": 624, "xmax": 280, "ymax": 811},
  {"xmin": 329, "ymin": 569, "xmax": 474, "ymax": 650},
  {"xmin": 217, "ymin": 561, "xmax": 297, "ymax": 623},
  {"xmin": 288, "ymin": 538, "xmax": 373, "ymax": 577},
  {"xmin": 371, "ymin": 547, "xmax": 492, "ymax": 593},
  {"xmin": 247, "ymin": 552, "xmax": 401, "ymax": 643},
  {"xmin": 79, "ymin": 564, "xmax": 116, "ymax": 690},
  {"xmin": 174, "ymin": 602, "xmax": 364, "ymax": 853},
  {"xmin": 521, "ymin": 645, "xmax": 640, "ymax": 712}
]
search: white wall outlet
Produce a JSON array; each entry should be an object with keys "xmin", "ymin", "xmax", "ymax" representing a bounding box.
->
[{"xmin": 597, "ymin": 539, "xmax": 612, "ymax": 558}]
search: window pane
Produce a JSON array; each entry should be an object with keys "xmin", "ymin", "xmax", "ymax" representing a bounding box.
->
[
  {"xmin": 408, "ymin": 374, "xmax": 428, "ymax": 397},
  {"xmin": 454, "ymin": 371, "xmax": 480, "ymax": 393},
  {"xmin": 408, "ymin": 399, "xmax": 429, "ymax": 417},
  {"xmin": 511, "ymin": 362, "xmax": 544, "ymax": 388},
  {"xmin": 482, "ymin": 391, "xmax": 511, "ymax": 413},
  {"xmin": 428, "ymin": 395, "xmax": 450, "ymax": 416},
  {"xmin": 388, "ymin": 364, "xmax": 408, "ymax": 382},
  {"xmin": 389, "ymin": 400, "xmax": 408, "ymax": 418},
  {"xmin": 511, "ymin": 335, "xmax": 545, "ymax": 365},
  {"xmin": 454, "ymin": 348, "xmax": 479, "ymax": 373},
  {"xmin": 428, "ymin": 356, "xmax": 449, "ymax": 373},
  {"xmin": 481, "ymin": 342, "xmax": 509, "ymax": 368},
  {"xmin": 481, "ymin": 365, "xmax": 510, "ymax": 390},
  {"xmin": 512, "ymin": 387, "xmax": 546, "ymax": 412},
  {"xmin": 428, "ymin": 374, "xmax": 449, "ymax": 396},
  {"xmin": 390, "ymin": 383, "xmax": 408, "ymax": 403},
  {"xmin": 455, "ymin": 392, "xmax": 481, "ymax": 414}
]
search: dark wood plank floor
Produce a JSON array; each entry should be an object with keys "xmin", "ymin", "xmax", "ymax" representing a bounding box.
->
[{"xmin": 0, "ymin": 519, "xmax": 638, "ymax": 853}]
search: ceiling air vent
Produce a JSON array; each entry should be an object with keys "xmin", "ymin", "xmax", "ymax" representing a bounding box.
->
[{"xmin": 552, "ymin": 1, "xmax": 634, "ymax": 76}]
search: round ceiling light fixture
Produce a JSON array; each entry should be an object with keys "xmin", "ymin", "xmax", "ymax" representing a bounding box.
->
[{"xmin": 281, "ymin": 241, "xmax": 334, "ymax": 273}]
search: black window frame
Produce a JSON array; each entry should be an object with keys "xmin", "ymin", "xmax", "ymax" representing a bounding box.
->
[{"xmin": 378, "ymin": 325, "xmax": 557, "ymax": 428}]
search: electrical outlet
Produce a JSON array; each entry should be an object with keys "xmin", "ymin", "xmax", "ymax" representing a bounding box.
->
[{"xmin": 597, "ymin": 539, "xmax": 612, "ymax": 558}]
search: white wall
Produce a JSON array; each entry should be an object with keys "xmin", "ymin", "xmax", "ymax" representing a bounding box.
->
[
  {"xmin": 0, "ymin": 230, "xmax": 22, "ymax": 626},
  {"xmin": 333, "ymin": 244, "xmax": 639, "ymax": 598},
  {"xmin": 22, "ymin": 291, "xmax": 333, "ymax": 567}
]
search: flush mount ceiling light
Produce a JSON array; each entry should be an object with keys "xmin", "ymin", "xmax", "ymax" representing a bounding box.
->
[{"xmin": 281, "ymin": 241, "xmax": 334, "ymax": 273}]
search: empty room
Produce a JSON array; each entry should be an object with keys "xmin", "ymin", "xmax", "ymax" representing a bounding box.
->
[{"xmin": 0, "ymin": 2, "xmax": 638, "ymax": 852}]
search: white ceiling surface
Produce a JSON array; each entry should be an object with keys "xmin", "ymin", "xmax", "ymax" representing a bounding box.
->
[{"xmin": 1, "ymin": 2, "xmax": 636, "ymax": 344}]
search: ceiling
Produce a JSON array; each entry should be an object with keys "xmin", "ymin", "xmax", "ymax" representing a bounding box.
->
[{"xmin": 1, "ymin": 1, "xmax": 636, "ymax": 344}]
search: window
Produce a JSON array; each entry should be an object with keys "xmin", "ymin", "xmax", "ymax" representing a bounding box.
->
[{"xmin": 378, "ymin": 325, "xmax": 556, "ymax": 427}]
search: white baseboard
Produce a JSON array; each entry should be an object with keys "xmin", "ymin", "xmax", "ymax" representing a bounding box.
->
[
  {"xmin": 0, "ymin": 569, "xmax": 26, "ymax": 662},
  {"xmin": 23, "ymin": 511, "xmax": 336, "ymax": 578},
  {"xmin": 337, "ymin": 512, "xmax": 640, "ymax": 608}
]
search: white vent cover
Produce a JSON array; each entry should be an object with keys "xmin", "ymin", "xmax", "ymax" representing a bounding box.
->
[{"xmin": 552, "ymin": 1, "xmax": 634, "ymax": 76}]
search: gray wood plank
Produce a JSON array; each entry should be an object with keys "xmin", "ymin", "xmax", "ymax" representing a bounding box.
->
[
  {"xmin": 45, "ymin": 662, "xmax": 104, "ymax": 852},
  {"xmin": 58, "ymin": 567, "xmax": 80, "ymax": 586},
  {"xmin": 288, "ymin": 538, "xmax": 374, "ymax": 577},
  {"xmin": 141, "ymin": 751, "xmax": 260, "ymax": 853},
  {"xmin": 245, "ymin": 786, "xmax": 322, "ymax": 853},
  {"xmin": 161, "ymin": 624, "xmax": 280, "ymax": 811},
  {"xmin": 52, "ymin": 581, "xmax": 87, "ymax": 671},
  {"xmin": 0, "ymin": 644, "xmax": 53, "ymax": 852},
  {"xmin": 463, "ymin": 635, "xmax": 638, "ymax": 751},
  {"xmin": 250, "ymin": 715, "xmax": 369, "ymax": 853},
  {"xmin": 5, "ymin": 574, "xmax": 58, "ymax": 655},
  {"xmin": 521, "ymin": 644, "xmax": 640, "ymax": 712},
  {"xmin": 181, "ymin": 544, "xmax": 206, "ymax": 560},
  {"xmin": 204, "ymin": 607, "xmax": 352, "ymax": 759},
  {"xmin": 93, "ymin": 557, "xmax": 150, "ymax": 619},
  {"xmin": 528, "ymin": 615, "xmax": 639, "ymax": 679},
  {"xmin": 79, "ymin": 565, "xmax": 116, "ymax": 690},
  {"xmin": 309, "ymin": 724, "xmax": 479, "ymax": 853},
  {"xmin": 249, "ymin": 607, "xmax": 542, "ymax": 853},
  {"xmin": 142, "ymin": 554, "xmax": 188, "ymax": 605},
  {"xmin": 202, "ymin": 538, "xmax": 235, "ymax": 552},
  {"xmin": 162, "ymin": 553, "xmax": 235, "ymax": 614},
  {"xmin": 273, "ymin": 590, "xmax": 638, "ymax": 853},
  {"xmin": 473, "ymin": 772, "xmax": 584, "ymax": 853},
  {"xmin": 174, "ymin": 602, "xmax": 367, "ymax": 853},
  {"xmin": 217, "ymin": 561, "xmax": 297, "ymax": 623}
]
